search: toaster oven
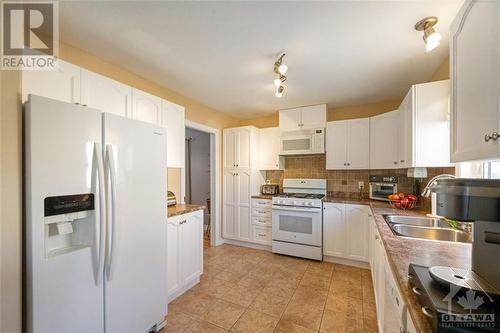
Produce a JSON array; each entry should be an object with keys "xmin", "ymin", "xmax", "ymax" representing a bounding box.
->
[{"xmin": 261, "ymin": 184, "xmax": 279, "ymax": 195}]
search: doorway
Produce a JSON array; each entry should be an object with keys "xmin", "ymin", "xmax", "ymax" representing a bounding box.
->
[{"xmin": 184, "ymin": 121, "xmax": 220, "ymax": 248}]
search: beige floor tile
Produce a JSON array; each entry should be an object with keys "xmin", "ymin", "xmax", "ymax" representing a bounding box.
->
[
  {"xmin": 163, "ymin": 311, "xmax": 196, "ymax": 333},
  {"xmin": 170, "ymin": 290, "xmax": 215, "ymax": 318},
  {"xmin": 307, "ymin": 261, "xmax": 335, "ymax": 277},
  {"xmin": 273, "ymin": 319, "xmax": 317, "ymax": 333},
  {"xmin": 320, "ymin": 309, "xmax": 363, "ymax": 333},
  {"xmin": 215, "ymin": 269, "xmax": 244, "ymax": 284},
  {"xmin": 192, "ymin": 277, "xmax": 236, "ymax": 299},
  {"xmin": 221, "ymin": 284, "xmax": 260, "ymax": 307},
  {"xmin": 300, "ymin": 271, "xmax": 332, "ymax": 291},
  {"xmin": 184, "ymin": 319, "xmax": 228, "ymax": 333},
  {"xmin": 282, "ymin": 299, "xmax": 324, "ymax": 331},
  {"xmin": 262, "ymin": 280, "xmax": 297, "ymax": 300},
  {"xmin": 237, "ymin": 275, "xmax": 269, "ymax": 289},
  {"xmin": 363, "ymin": 301, "xmax": 377, "ymax": 321},
  {"xmin": 292, "ymin": 285, "xmax": 329, "ymax": 308},
  {"xmin": 202, "ymin": 299, "xmax": 246, "ymax": 330},
  {"xmin": 230, "ymin": 309, "xmax": 279, "ymax": 333},
  {"xmin": 325, "ymin": 293, "xmax": 362, "ymax": 316},
  {"xmin": 329, "ymin": 278, "xmax": 362, "ymax": 300},
  {"xmin": 250, "ymin": 293, "xmax": 289, "ymax": 317},
  {"xmin": 363, "ymin": 317, "xmax": 379, "ymax": 333}
]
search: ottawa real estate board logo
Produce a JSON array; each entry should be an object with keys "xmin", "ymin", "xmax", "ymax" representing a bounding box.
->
[{"xmin": 1, "ymin": 1, "xmax": 59, "ymax": 70}]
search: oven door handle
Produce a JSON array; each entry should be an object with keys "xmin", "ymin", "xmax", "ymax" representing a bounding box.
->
[{"xmin": 272, "ymin": 206, "xmax": 321, "ymax": 213}]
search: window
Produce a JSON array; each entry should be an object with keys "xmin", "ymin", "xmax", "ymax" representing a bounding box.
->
[{"xmin": 457, "ymin": 160, "xmax": 500, "ymax": 179}]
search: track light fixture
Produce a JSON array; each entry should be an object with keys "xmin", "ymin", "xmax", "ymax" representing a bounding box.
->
[
  {"xmin": 415, "ymin": 16, "xmax": 442, "ymax": 52},
  {"xmin": 274, "ymin": 53, "xmax": 287, "ymax": 98}
]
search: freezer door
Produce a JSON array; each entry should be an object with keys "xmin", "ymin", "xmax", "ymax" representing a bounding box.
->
[
  {"xmin": 25, "ymin": 95, "xmax": 105, "ymax": 332},
  {"xmin": 102, "ymin": 113, "xmax": 168, "ymax": 332}
]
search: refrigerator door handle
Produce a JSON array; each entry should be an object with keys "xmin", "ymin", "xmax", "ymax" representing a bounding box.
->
[
  {"xmin": 93, "ymin": 142, "xmax": 106, "ymax": 286},
  {"xmin": 105, "ymin": 144, "xmax": 117, "ymax": 281}
]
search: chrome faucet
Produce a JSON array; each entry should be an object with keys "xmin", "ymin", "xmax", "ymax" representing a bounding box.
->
[{"xmin": 421, "ymin": 174, "xmax": 456, "ymax": 197}]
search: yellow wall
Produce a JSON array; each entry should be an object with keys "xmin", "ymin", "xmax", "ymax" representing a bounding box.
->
[
  {"xmin": 429, "ymin": 56, "xmax": 450, "ymax": 81},
  {"xmin": 0, "ymin": 70, "xmax": 23, "ymax": 333},
  {"xmin": 59, "ymin": 43, "xmax": 239, "ymax": 129}
]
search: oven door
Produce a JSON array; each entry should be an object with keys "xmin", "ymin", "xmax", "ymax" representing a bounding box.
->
[
  {"xmin": 272, "ymin": 205, "xmax": 322, "ymax": 246},
  {"xmin": 280, "ymin": 135, "xmax": 313, "ymax": 155}
]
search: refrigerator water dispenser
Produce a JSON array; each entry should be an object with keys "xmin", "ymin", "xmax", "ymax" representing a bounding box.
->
[{"xmin": 44, "ymin": 194, "xmax": 96, "ymax": 258}]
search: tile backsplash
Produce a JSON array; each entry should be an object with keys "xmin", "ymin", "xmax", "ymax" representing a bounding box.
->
[{"xmin": 265, "ymin": 155, "xmax": 454, "ymax": 210}]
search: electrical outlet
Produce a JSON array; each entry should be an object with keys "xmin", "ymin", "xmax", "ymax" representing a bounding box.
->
[{"xmin": 358, "ymin": 181, "xmax": 364, "ymax": 190}]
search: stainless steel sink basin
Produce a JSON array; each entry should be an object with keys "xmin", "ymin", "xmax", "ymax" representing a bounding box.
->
[
  {"xmin": 383, "ymin": 215, "xmax": 472, "ymax": 243},
  {"xmin": 391, "ymin": 224, "xmax": 472, "ymax": 243},
  {"xmin": 383, "ymin": 215, "xmax": 451, "ymax": 228}
]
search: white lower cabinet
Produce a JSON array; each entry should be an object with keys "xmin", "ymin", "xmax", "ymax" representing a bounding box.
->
[
  {"xmin": 167, "ymin": 210, "xmax": 203, "ymax": 302},
  {"xmin": 323, "ymin": 203, "xmax": 369, "ymax": 262},
  {"xmin": 250, "ymin": 198, "xmax": 272, "ymax": 245},
  {"xmin": 369, "ymin": 214, "xmax": 412, "ymax": 333}
]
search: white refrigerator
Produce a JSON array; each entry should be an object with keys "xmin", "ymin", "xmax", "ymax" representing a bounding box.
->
[{"xmin": 25, "ymin": 95, "xmax": 168, "ymax": 332}]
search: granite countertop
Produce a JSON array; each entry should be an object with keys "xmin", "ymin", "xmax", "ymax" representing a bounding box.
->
[
  {"xmin": 370, "ymin": 204, "xmax": 472, "ymax": 333},
  {"xmin": 251, "ymin": 194, "xmax": 274, "ymax": 200},
  {"xmin": 324, "ymin": 195, "xmax": 372, "ymax": 205},
  {"xmin": 167, "ymin": 204, "xmax": 206, "ymax": 217}
]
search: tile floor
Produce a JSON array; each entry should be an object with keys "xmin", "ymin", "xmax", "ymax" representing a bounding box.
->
[{"xmin": 163, "ymin": 244, "xmax": 378, "ymax": 333}]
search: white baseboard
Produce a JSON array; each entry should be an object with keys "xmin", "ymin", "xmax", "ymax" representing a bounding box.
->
[
  {"xmin": 323, "ymin": 255, "xmax": 370, "ymax": 269},
  {"xmin": 221, "ymin": 238, "xmax": 272, "ymax": 251}
]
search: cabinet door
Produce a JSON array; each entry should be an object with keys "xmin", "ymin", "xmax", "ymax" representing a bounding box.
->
[
  {"xmin": 451, "ymin": 0, "xmax": 500, "ymax": 162},
  {"xmin": 326, "ymin": 121, "xmax": 348, "ymax": 170},
  {"xmin": 81, "ymin": 69, "xmax": 132, "ymax": 117},
  {"xmin": 398, "ymin": 89, "xmax": 413, "ymax": 168},
  {"xmin": 132, "ymin": 89, "xmax": 162, "ymax": 125},
  {"xmin": 279, "ymin": 108, "xmax": 302, "ymax": 131},
  {"xmin": 167, "ymin": 217, "xmax": 182, "ymax": 299},
  {"xmin": 258, "ymin": 127, "xmax": 283, "ymax": 170},
  {"xmin": 181, "ymin": 211, "xmax": 203, "ymax": 285},
  {"xmin": 22, "ymin": 60, "xmax": 80, "ymax": 103},
  {"xmin": 223, "ymin": 129, "xmax": 236, "ymax": 169},
  {"xmin": 235, "ymin": 128, "xmax": 251, "ymax": 169},
  {"xmin": 370, "ymin": 111, "xmax": 399, "ymax": 169},
  {"xmin": 223, "ymin": 171, "xmax": 236, "ymax": 239},
  {"xmin": 345, "ymin": 205, "xmax": 369, "ymax": 262},
  {"xmin": 235, "ymin": 170, "xmax": 251, "ymax": 241},
  {"xmin": 161, "ymin": 100, "xmax": 185, "ymax": 168},
  {"xmin": 300, "ymin": 104, "xmax": 327, "ymax": 129},
  {"xmin": 347, "ymin": 118, "xmax": 370, "ymax": 169},
  {"xmin": 323, "ymin": 203, "xmax": 347, "ymax": 257}
]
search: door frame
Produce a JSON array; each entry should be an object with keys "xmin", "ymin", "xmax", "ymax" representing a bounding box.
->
[{"xmin": 185, "ymin": 120, "xmax": 222, "ymax": 246}]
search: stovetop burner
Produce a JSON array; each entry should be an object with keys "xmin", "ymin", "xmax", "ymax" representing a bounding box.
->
[{"xmin": 274, "ymin": 193, "xmax": 325, "ymax": 199}]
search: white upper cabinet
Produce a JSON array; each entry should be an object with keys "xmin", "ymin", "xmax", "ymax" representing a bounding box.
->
[
  {"xmin": 398, "ymin": 89, "xmax": 413, "ymax": 168},
  {"xmin": 327, "ymin": 118, "xmax": 370, "ymax": 170},
  {"xmin": 22, "ymin": 60, "xmax": 81, "ymax": 104},
  {"xmin": 370, "ymin": 110, "xmax": 399, "ymax": 169},
  {"xmin": 81, "ymin": 69, "xmax": 132, "ymax": 117},
  {"xmin": 326, "ymin": 121, "xmax": 348, "ymax": 169},
  {"xmin": 279, "ymin": 104, "xmax": 327, "ymax": 131},
  {"xmin": 132, "ymin": 88, "xmax": 162, "ymax": 125},
  {"xmin": 450, "ymin": 0, "xmax": 500, "ymax": 162},
  {"xmin": 161, "ymin": 100, "xmax": 185, "ymax": 168},
  {"xmin": 258, "ymin": 127, "xmax": 284, "ymax": 170},
  {"xmin": 223, "ymin": 126, "xmax": 257, "ymax": 169}
]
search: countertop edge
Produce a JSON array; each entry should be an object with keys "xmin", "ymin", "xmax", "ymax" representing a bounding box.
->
[{"xmin": 167, "ymin": 204, "xmax": 206, "ymax": 218}]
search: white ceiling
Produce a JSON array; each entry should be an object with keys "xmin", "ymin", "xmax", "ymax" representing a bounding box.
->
[{"xmin": 59, "ymin": 1, "xmax": 463, "ymax": 119}]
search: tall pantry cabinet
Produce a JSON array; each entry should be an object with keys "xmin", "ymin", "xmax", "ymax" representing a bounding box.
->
[{"xmin": 223, "ymin": 126, "xmax": 264, "ymax": 243}]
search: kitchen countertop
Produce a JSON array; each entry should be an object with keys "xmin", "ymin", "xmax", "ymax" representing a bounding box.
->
[{"xmin": 167, "ymin": 204, "xmax": 206, "ymax": 217}]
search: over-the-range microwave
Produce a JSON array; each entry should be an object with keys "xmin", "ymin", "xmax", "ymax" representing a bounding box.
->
[{"xmin": 280, "ymin": 128, "xmax": 325, "ymax": 155}]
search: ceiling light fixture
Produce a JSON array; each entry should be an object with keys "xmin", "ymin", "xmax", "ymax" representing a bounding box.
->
[
  {"xmin": 274, "ymin": 53, "xmax": 287, "ymax": 97},
  {"xmin": 415, "ymin": 16, "xmax": 442, "ymax": 52}
]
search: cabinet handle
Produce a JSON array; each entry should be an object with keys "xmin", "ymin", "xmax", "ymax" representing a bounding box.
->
[
  {"xmin": 347, "ymin": 162, "xmax": 350, "ymax": 166},
  {"xmin": 485, "ymin": 132, "xmax": 499, "ymax": 142},
  {"xmin": 343, "ymin": 163, "xmax": 347, "ymax": 166},
  {"xmin": 400, "ymin": 159, "xmax": 405, "ymax": 163},
  {"xmin": 393, "ymin": 161, "xmax": 398, "ymax": 165},
  {"xmin": 180, "ymin": 220, "xmax": 186, "ymax": 224},
  {"xmin": 421, "ymin": 307, "xmax": 434, "ymax": 318},
  {"xmin": 374, "ymin": 235, "xmax": 379, "ymax": 240},
  {"xmin": 257, "ymin": 233, "xmax": 266, "ymax": 237}
]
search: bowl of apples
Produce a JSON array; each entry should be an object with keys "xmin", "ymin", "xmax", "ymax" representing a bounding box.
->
[{"xmin": 388, "ymin": 192, "xmax": 417, "ymax": 210}]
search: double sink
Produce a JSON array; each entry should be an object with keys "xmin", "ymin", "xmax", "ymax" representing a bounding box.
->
[{"xmin": 383, "ymin": 215, "xmax": 472, "ymax": 244}]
